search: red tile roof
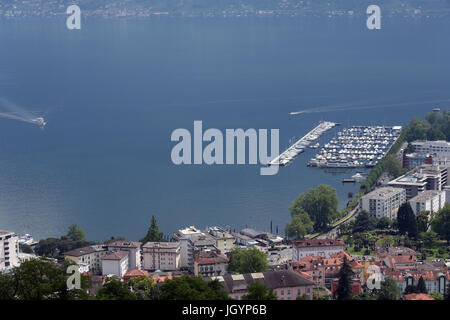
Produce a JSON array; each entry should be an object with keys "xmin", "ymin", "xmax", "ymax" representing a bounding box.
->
[
  {"xmin": 404, "ymin": 293, "xmax": 435, "ymax": 301},
  {"xmin": 123, "ymin": 269, "xmax": 149, "ymax": 280}
]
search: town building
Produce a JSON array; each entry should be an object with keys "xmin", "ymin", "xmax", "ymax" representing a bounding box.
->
[
  {"xmin": 205, "ymin": 226, "xmax": 235, "ymax": 253},
  {"xmin": 411, "ymin": 140, "xmax": 450, "ymax": 157},
  {"xmin": 64, "ymin": 245, "xmax": 108, "ymax": 275},
  {"xmin": 172, "ymin": 226, "xmax": 204, "ymax": 272},
  {"xmin": 292, "ymin": 238, "xmax": 345, "ymax": 261},
  {"xmin": 207, "ymin": 270, "xmax": 315, "ymax": 300},
  {"xmin": 409, "ymin": 190, "xmax": 446, "ymax": 217},
  {"xmin": 193, "ymin": 250, "xmax": 229, "ymax": 277},
  {"xmin": 101, "ymin": 251, "xmax": 129, "ymax": 278},
  {"xmin": 402, "ymin": 153, "xmax": 433, "ymax": 169},
  {"xmin": 360, "ymin": 187, "xmax": 406, "ymax": 219},
  {"xmin": 385, "ymin": 270, "xmax": 450, "ymax": 296},
  {"xmin": 231, "ymin": 232, "xmax": 258, "ymax": 247},
  {"xmin": 291, "ymin": 251, "xmax": 363, "ymax": 290},
  {"xmin": 105, "ymin": 240, "xmax": 141, "ymax": 270},
  {"xmin": 142, "ymin": 241, "xmax": 180, "ymax": 271},
  {"xmin": 0, "ymin": 230, "xmax": 19, "ymax": 272},
  {"xmin": 388, "ymin": 164, "xmax": 448, "ymax": 200}
]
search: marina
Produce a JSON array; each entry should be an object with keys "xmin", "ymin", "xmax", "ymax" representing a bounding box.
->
[
  {"xmin": 308, "ymin": 126, "xmax": 402, "ymax": 168},
  {"xmin": 268, "ymin": 121, "xmax": 338, "ymax": 166}
]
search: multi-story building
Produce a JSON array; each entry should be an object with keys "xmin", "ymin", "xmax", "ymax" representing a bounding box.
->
[
  {"xmin": 142, "ymin": 241, "xmax": 180, "ymax": 271},
  {"xmin": 101, "ymin": 251, "xmax": 129, "ymax": 278},
  {"xmin": 360, "ymin": 187, "xmax": 407, "ymax": 219},
  {"xmin": 207, "ymin": 270, "xmax": 314, "ymax": 300},
  {"xmin": 0, "ymin": 230, "xmax": 19, "ymax": 271},
  {"xmin": 205, "ymin": 226, "xmax": 235, "ymax": 254},
  {"xmin": 385, "ymin": 270, "xmax": 450, "ymax": 296},
  {"xmin": 411, "ymin": 140, "xmax": 450, "ymax": 157},
  {"xmin": 388, "ymin": 164, "xmax": 448, "ymax": 200},
  {"xmin": 292, "ymin": 239, "xmax": 345, "ymax": 261},
  {"xmin": 173, "ymin": 226, "xmax": 203, "ymax": 272},
  {"xmin": 402, "ymin": 153, "xmax": 433, "ymax": 169},
  {"xmin": 409, "ymin": 190, "xmax": 446, "ymax": 217},
  {"xmin": 64, "ymin": 245, "xmax": 108, "ymax": 275},
  {"xmin": 194, "ymin": 250, "xmax": 229, "ymax": 277},
  {"xmin": 105, "ymin": 240, "xmax": 141, "ymax": 270}
]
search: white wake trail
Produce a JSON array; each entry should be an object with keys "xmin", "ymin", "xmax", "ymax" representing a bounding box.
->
[{"xmin": 290, "ymin": 98, "xmax": 450, "ymax": 116}]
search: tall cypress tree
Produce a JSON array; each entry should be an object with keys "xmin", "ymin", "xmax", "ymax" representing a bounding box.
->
[
  {"xmin": 397, "ymin": 203, "xmax": 418, "ymax": 239},
  {"xmin": 140, "ymin": 215, "xmax": 165, "ymax": 243},
  {"xmin": 416, "ymin": 276, "xmax": 427, "ymax": 294},
  {"xmin": 445, "ymin": 281, "xmax": 450, "ymax": 301},
  {"xmin": 336, "ymin": 257, "xmax": 354, "ymax": 300}
]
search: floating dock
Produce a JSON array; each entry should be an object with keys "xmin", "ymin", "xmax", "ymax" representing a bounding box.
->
[
  {"xmin": 308, "ymin": 125, "xmax": 402, "ymax": 168},
  {"xmin": 268, "ymin": 121, "xmax": 338, "ymax": 167}
]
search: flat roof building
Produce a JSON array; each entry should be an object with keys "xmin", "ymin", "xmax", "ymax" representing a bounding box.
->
[
  {"xmin": 388, "ymin": 164, "xmax": 448, "ymax": 200},
  {"xmin": 360, "ymin": 187, "xmax": 406, "ymax": 219},
  {"xmin": 409, "ymin": 190, "xmax": 446, "ymax": 217}
]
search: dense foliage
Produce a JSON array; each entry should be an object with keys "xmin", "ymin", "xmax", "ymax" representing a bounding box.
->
[
  {"xmin": 289, "ymin": 184, "xmax": 339, "ymax": 231},
  {"xmin": 158, "ymin": 275, "xmax": 229, "ymax": 300},
  {"xmin": 228, "ymin": 247, "xmax": 268, "ymax": 274},
  {"xmin": 285, "ymin": 208, "xmax": 314, "ymax": 239},
  {"xmin": 242, "ymin": 283, "xmax": 277, "ymax": 300}
]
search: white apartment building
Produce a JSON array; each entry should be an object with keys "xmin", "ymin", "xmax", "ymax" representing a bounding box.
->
[
  {"xmin": 142, "ymin": 242, "xmax": 180, "ymax": 271},
  {"xmin": 292, "ymin": 239, "xmax": 345, "ymax": 261},
  {"xmin": 409, "ymin": 190, "xmax": 446, "ymax": 216},
  {"xmin": 0, "ymin": 230, "xmax": 19, "ymax": 271},
  {"xmin": 172, "ymin": 226, "xmax": 206, "ymax": 271},
  {"xmin": 360, "ymin": 187, "xmax": 407, "ymax": 219},
  {"xmin": 64, "ymin": 245, "xmax": 108, "ymax": 275},
  {"xmin": 105, "ymin": 240, "xmax": 141, "ymax": 270},
  {"xmin": 101, "ymin": 251, "xmax": 129, "ymax": 278},
  {"xmin": 411, "ymin": 140, "xmax": 450, "ymax": 157}
]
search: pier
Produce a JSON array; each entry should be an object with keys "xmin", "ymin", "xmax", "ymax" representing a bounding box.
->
[
  {"xmin": 268, "ymin": 121, "xmax": 338, "ymax": 167},
  {"xmin": 308, "ymin": 125, "xmax": 402, "ymax": 168}
]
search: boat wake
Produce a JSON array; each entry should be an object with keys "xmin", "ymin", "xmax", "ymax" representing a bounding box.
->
[
  {"xmin": 290, "ymin": 98, "xmax": 450, "ymax": 116},
  {"xmin": 0, "ymin": 98, "xmax": 46, "ymax": 128}
]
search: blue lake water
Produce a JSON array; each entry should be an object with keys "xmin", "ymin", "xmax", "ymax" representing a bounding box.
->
[{"xmin": 0, "ymin": 17, "xmax": 449, "ymax": 241}]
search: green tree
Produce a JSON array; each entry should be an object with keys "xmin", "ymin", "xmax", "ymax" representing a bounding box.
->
[
  {"xmin": 140, "ymin": 215, "xmax": 165, "ymax": 243},
  {"xmin": 419, "ymin": 231, "xmax": 439, "ymax": 248},
  {"xmin": 397, "ymin": 203, "xmax": 418, "ymax": 239},
  {"xmin": 431, "ymin": 204, "xmax": 450, "ymax": 243},
  {"xmin": 416, "ymin": 276, "xmax": 427, "ymax": 294},
  {"xmin": 6, "ymin": 258, "xmax": 90, "ymax": 300},
  {"xmin": 429, "ymin": 292, "xmax": 443, "ymax": 300},
  {"xmin": 376, "ymin": 217, "xmax": 392, "ymax": 230},
  {"xmin": 0, "ymin": 273, "xmax": 15, "ymax": 300},
  {"xmin": 290, "ymin": 185, "xmax": 339, "ymax": 231},
  {"xmin": 383, "ymin": 154, "xmax": 403, "ymax": 178},
  {"xmin": 128, "ymin": 275, "xmax": 158, "ymax": 300},
  {"xmin": 416, "ymin": 211, "xmax": 430, "ymax": 233},
  {"xmin": 159, "ymin": 276, "xmax": 229, "ymax": 300},
  {"xmin": 96, "ymin": 277, "xmax": 137, "ymax": 300},
  {"xmin": 336, "ymin": 257, "xmax": 354, "ymax": 300},
  {"xmin": 228, "ymin": 247, "xmax": 268, "ymax": 274},
  {"xmin": 285, "ymin": 209, "xmax": 314, "ymax": 239},
  {"xmin": 353, "ymin": 211, "xmax": 375, "ymax": 233},
  {"xmin": 66, "ymin": 224, "xmax": 86, "ymax": 242},
  {"xmin": 404, "ymin": 285, "xmax": 419, "ymax": 294},
  {"xmin": 377, "ymin": 278, "xmax": 400, "ymax": 300},
  {"xmin": 242, "ymin": 283, "xmax": 277, "ymax": 300}
]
